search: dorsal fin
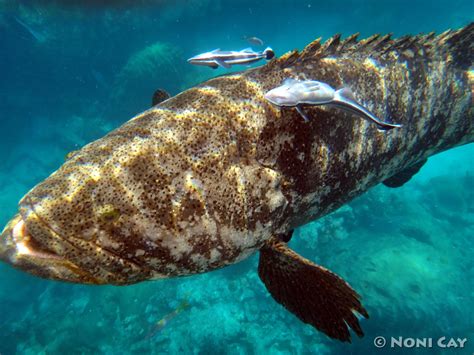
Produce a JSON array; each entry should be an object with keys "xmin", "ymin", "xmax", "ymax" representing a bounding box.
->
[
  {"xmin": 339, "ymin": 32, "xmax": 359, "ymax": 51},
  {"xmin": 355, "ymin": 34, "xmax": 381, "ymax": 54},
  {"xmin": 299, "ymin": 37, "xmax": 322, "ymax": 59},
  {"xmin": 271, "ymin": 49, "xmax": 300, "ymax": 70},
  {"xmin": 439, "ymin": 22, "xmax": 474, "ymax": 69},
  {"xmin": 267, "ymin": 23, "xmax": 473, "ymax": 72},
  {"xmin": 372, "ymin": 33, "xmax": 392, "ymax": 51},
  {"xmin": 151, "ymin": 89, "xmax": 171, "ymax": 106},
  {"xmin": 320, "ymin": 33, "xmax": 342, "ymax": 55}
]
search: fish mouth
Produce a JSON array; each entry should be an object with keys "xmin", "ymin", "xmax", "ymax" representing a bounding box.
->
[{"xmin": 0, "ymin": 208, "xmax": 100, "ymax": 284}]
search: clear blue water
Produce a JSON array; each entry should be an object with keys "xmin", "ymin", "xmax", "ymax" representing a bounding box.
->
[{"xmin": 0, "ymin": 1, "xmax": 473, "ymax": 354}]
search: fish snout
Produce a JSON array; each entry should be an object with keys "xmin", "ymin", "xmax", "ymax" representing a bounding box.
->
[
  {"xmin": 264, "ymin": 88, "xmax": 297, "ymax": 107},
  {"xmin": 0, "ymin": 214, "xmax": 24, "ymax": 265},
  {"xmin": 0, "ymin": 213, "xmax": 50, "ymax": 266},
  {"xmin": 0, "ymin": 209, "xmax": 100, "ymax": 284}
]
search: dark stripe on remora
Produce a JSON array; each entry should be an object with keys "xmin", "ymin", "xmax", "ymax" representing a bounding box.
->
[{"xmin": 213, "ymin": 53, "xmax": 260, "ymax": 61}]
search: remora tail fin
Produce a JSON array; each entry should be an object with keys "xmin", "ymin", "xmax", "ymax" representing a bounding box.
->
[{"xmin": 334, "ymin": 88, "xmax": 402, "ymax": 130}]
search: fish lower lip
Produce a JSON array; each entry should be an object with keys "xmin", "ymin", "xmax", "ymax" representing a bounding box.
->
[
  {"xmin": 0, "ymin": 213, "xmax": 101, "ymax": 284},
  {"xmin": 1, "ymin": 214, "xmax": 59, "ymax": 261},
  {"xmin": 12, "ymin": 218, "xmax": 27, "ymax": 242},
  {"xmin": 0, "ymin": 214, "xmax": 23, "ymax": 264}
]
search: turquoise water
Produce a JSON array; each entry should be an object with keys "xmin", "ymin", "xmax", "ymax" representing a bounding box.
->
[{"xmin": 0, "ymin": 1, "xmax": 473, "ymax": 354}]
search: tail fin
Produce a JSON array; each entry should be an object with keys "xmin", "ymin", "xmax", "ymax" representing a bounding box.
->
[
  {"xmin": 334, "ymin": 88, "xmax": 402, "ymax": 131},
  {"xmin": 264, "ymin": 47, "xmax": 275, "ymax": 60},
  {"xmin": 375, "ymin": 122, "xmax": 403, "ymax": 131},
  {"xmin": 438, "ymin": 22, "xmax": 473, "ymax": 70}
]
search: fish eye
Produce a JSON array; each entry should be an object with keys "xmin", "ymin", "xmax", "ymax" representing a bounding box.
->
[{"xmin": 97, "ymin": 204, "xmax": 121, "ymax": 222}]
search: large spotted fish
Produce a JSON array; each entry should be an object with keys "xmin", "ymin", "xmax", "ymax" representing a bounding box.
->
[{"xmin": 1, "ymin": 24, "xmax": 473, "ymax": 342}]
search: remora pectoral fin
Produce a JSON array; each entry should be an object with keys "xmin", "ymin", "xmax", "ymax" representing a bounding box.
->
[
  {"xmin": 383, "ymin": 158, "xmax": 427, "ymax": 188},
  {"xmin": 215, "ymin": 59, "xmax": 231, "ymax": 69},
  {"xmin": 258, "ymin": 237, "xmax": 368, "ymax": 342},
  {"xmin": 295, "ymin": 105, "xmax": 310, "ymax": 122}
]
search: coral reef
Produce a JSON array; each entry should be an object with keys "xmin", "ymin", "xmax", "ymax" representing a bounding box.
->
[{"xmin": 108, "ymin": 41, "xmax": 185, "ymax": 118}]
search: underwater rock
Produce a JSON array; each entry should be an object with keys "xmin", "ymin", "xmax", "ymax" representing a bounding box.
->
[
  {"xmin": 110, "ymin": 41, "xmax": 185, "ymax": 119},
  {"xmin": 421, "ymin": 175, "xmax": 474, "ymax": 223}
]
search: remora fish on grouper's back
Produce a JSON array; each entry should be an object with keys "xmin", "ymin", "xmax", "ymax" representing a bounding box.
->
[
  {"xmin": 1, "ymin": 24, "xmax": 473, "ymax": 342},
  {"xmin": 265, "ymin": 78, "xmax": 402, "ymax": 130},
  {"xmin": 188, "ymin": 47, "xmax": 275, "ymax": 69}
]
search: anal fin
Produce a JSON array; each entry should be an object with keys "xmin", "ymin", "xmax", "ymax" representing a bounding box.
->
[
  {"xmin": 258, "ymin": 238, "xmax": 368, "ymax": 342},
  {"xmin": 383, "ymin": 158, "xmax": 427, "ymax": 188}
]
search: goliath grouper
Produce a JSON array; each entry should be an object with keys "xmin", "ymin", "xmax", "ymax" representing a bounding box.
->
[{"xmin": 1, "ymin": 24, "xmax": 473, "ymax": 342}]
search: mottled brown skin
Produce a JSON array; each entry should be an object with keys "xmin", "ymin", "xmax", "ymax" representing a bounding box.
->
[{"xmin": 1, "ymin": 26, "xmax": 473, "ymax": 288}]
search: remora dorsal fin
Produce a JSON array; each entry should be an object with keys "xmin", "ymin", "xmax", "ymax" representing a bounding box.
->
[
  {"xmin": 258, "ymin": 237, "xmax": 368, "ymax": 342},
  {"xmin": 383, "ymin": 158, "xmax": 427, "ymax": 188},
  {"xmin": 336, "ymin": 87, "xmax": 356, "ymax": 101}
]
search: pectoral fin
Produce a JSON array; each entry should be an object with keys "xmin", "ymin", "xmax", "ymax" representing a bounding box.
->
[
  {"xmin": 215, "ymin": 59, "xmax": 231, "ymax": 69},
  {"xmin": 258, "ymin": 237, "xmax": 368, "ymax": 342},
  {"xmin": 383, "ymin": 159, "xmax": 427, "ymax": 188},
  {"xmin": 296, "ymin": 105, "xmax": 310, "ymax": 122}
]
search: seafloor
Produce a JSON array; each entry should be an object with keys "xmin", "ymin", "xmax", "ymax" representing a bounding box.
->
[{"xmin": 0, "ymin": 1, "xmax": 473, "ymax": 354}]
